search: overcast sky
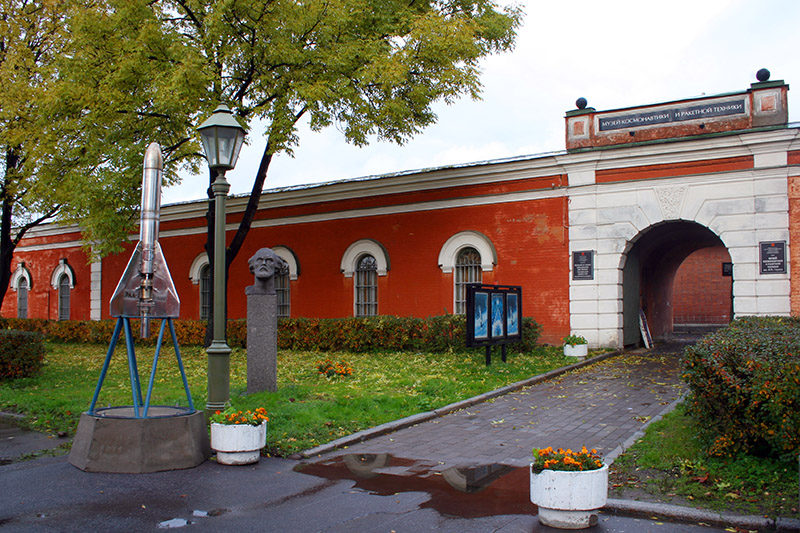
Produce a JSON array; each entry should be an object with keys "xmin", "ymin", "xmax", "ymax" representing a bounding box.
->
[{"xmin": 162, "ymin": 0, "xmax": 800, "ymax": 206}]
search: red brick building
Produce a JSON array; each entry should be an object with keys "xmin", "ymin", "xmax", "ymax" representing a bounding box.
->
[{"xmin": 5, "ymin": 74, "xmax": 798, "ymax": 347}]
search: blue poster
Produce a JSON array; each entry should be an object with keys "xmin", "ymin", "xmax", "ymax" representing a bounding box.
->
[
  {"xmin": 507, "ymin": 293, "xmax": 519, "ymax": 336},
  {"xmin": 474, "ymin": 292, "xmax": 488, "ymax": 339},
  {"xmin": 491, "ymin": 294, "xmax": 504, "ymax": 337}
]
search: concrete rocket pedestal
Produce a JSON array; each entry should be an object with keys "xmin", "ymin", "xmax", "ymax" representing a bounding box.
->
[
  {"xmin": 68, "ymin": 317, "xmax": 210, "ymax": 473},
  {"xmin": 69, "ymin": 407, "xmax": 209, "ymax": 473}
]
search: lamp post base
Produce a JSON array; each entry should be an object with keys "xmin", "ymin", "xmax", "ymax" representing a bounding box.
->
[{"xmin": 206, "ymin": 340, "xmax": 232, "ymax": 417}]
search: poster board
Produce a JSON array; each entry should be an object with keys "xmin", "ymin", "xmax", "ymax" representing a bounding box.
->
[{"xmin": 466, "ymin": 284, "xmax": 522, "ymax": 347}]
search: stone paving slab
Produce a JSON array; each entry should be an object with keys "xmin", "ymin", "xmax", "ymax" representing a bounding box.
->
[{"xmin": 322, "ymin": 350, "xmax": 687, "ymax": 470}]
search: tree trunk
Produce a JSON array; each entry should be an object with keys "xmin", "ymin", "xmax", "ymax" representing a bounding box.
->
[{"xmin": 0, "ymin": 149, "xmax": 20, "ymax": 314}]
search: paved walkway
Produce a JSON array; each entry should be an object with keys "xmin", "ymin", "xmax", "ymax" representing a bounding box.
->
[{"xmin": 320, "ymin": 346, "xmax": 688, "ymax": 470}]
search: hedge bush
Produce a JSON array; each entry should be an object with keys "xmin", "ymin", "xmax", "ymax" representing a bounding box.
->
[
  {"xmin": 0, "ymin": 315, "xmax": 542, "ymax": 354},
  {"xmin": 0, "ymin": 330, "xmax": 46, "ymax": 380},
  {"xmin": 682, "ymin": 316, "xmax": 800, "ymax": 460}
]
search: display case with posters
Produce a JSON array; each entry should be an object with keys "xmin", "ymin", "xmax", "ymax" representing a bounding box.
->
[{"xmin": 466, "ymin": 284, "xmax": 522, "ymax": 365}]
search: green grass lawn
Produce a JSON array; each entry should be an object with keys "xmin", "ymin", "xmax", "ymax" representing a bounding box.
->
[
  {"xmin": 610, "ymin": 404, "xmax": 799, "ymax": 520},
  {"xmin": 0, "ymin": 342, "xmax": 574, "ymax": 456}
]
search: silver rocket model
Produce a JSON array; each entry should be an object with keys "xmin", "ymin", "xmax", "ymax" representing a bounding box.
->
[{"xmin": 110, "ymin": 143, "xmax": 180, "ymax": 337}]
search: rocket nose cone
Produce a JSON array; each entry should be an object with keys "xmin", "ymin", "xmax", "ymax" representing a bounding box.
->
[{"xmin": 144, "ymin": 143, "xmax": 163, "ymax": 170}]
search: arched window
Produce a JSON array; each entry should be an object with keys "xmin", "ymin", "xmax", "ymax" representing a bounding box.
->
[
  {"xmin": 276, "ymin": 262, "xmax": 290, "ymax": 318},
  {"xmin": 355, "ymin": 254, "xmax": 378, "ymax": 317},
  {"xmin": 454, "ymin": 247, "xmax": 482, "ymax": 314},
  {"xmin": 50, "ymin": 258, "xmax": 74, "ymax": 321},
  {"xmin": 11, "ymin": 263, "xmax": 32, "ymax": 319},
  {"xmin": 199, "ymin": 264, "xmax": 211, "ymax": 321},
  {"xmin": 58, "ymin": 274, "xmax": 70, "ymax": 321},
  {"xmin": 17, "ymin": 278, "xmax": 28, "ymax": 319},
  {"xmin": 438, "ymin": 231, "xmax": 496, "ymax": 314}
]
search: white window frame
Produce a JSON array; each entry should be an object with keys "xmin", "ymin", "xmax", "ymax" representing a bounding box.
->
[
  {"xmin": 11, "ymin": 262, "xmax": 32, "ymax": 292},
  {"xmin": 438, "ymin": 231, "xmax": 497, "ymax": 313},
  {"xmin": 189, "ymin": 253, "xmax": 210, "ymax": 285},
  {"xmin": 340, "ymin": 239, "xmax": 389, "ymax": 277},
  {"xmin": 271, "ymin": 245, "xmax": 300, "ymax": 281},
  {"xmin": 437, "ymin": 230, "xmax": 497, "ymax": 274},
  {"xmin": 50, "ymin": 258, "xmax": 75, "ymax": 290}
]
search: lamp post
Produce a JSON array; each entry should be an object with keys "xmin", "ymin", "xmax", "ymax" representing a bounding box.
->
[{"xmin": 198, "ymin": 103, "xmax": 246, "ymax": 416}]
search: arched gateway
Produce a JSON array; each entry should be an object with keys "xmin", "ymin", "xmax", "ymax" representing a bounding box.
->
[
  {"xmin": 5, "ymin": 73, "xmax": 798, "ymax": 348},
  {"xmin": 565, "ymin": 72, "xmax": 794, "ymax": 346}
]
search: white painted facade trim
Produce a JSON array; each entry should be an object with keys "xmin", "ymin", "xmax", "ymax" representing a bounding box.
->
[
  {"xmin": 271, "ymin": 246, "xmax": 299, "ymax": 280},
  {"xmin": 437, "ymin": 231, "xmax": 497, "ymax": 273},
  {"xmin": 50, "ymin": 258, "xmax": 75, "ymax": 290},
  {"xmin": 90, "ymin": 258, "xmax": 102, "ymax": 321},
  {"xmin": 340, "ymin": 239, "xmax": 390, "ymax": 278},
  {"xmin": 189, "ymin": 253, "xmax": 209, "ymax": 285},
  {"xmin": 10, "ymin": 263, "xmax": 31, "ymax": 291}
]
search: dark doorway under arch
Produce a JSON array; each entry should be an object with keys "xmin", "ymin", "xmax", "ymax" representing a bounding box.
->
[{"xmin": 622, "ymin": 221, "xmax": 731, "ymax": 345}]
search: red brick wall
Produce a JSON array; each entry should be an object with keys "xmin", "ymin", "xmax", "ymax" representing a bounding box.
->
[
  {"xmin": 1, "ymin": 238, "xmax": 94, "ymax": 321},
  {"xmin": 97, "ymin": 194, "xmax": 572, "ymax": 345},
  {"xmin": 672, "ymin": 246, "xmax": 732, "ymax": 325},
  {"xmin": 596, "ymin": 156, "xmax": 753, "ymax": 184}
]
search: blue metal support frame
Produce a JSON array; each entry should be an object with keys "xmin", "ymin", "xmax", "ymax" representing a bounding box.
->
[{"xmin": 88, "ymin": 317, "xmax": 195, "ymax": 418}]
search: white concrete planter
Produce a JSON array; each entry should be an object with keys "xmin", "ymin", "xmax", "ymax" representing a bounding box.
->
[
  {"xmin": 563, "ymin": 343, "xmax": 588, "ymax": 358},
  {"xmin": 210, "ymin": 421, "xmax": 267, "ymax": 465},
  {"xmin": 530, "ymin": 463, "xmax": 608, "ymax": 529}
]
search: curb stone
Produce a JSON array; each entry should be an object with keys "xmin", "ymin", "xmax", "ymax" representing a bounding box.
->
[{"xmin": 604, "ymin": 498, "xmax": 800, "ymax": 532}]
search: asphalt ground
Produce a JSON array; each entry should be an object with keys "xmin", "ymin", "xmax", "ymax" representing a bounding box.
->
[{"xmin": 2, "ymin": 335, "xmax": 798, "ymax": 532}]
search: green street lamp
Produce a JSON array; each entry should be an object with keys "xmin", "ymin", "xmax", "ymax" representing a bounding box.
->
[{"xmin": 198, "ymin": 103, "xmax": 246, "ymax": 416}]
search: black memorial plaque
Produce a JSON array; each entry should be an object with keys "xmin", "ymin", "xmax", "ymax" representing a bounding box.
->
[
  {"xmin": 759, "ymin": 241, "xmax": 786, "ymax": 274},
  {"xmin": 572, "ymin": 251, "xmax": 594, "ymax": 280},
  {"xmin": 722, "ymin": 262, "xmax": 733, "ymax": 277}
]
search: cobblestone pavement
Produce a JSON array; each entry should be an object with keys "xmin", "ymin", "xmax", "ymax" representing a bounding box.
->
[{"xmin": 325, "ymin": 346, "xmax": 689, "ymax": 470}]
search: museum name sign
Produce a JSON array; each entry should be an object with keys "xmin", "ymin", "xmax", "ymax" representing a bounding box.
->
[{"xmin": 598, "ymin": 99, "xmax": 746, "ymax": 131}]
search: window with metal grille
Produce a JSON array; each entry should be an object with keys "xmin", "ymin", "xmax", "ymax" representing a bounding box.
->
[
  {"xmin": 58, "ymin": 274, "xmax": 70, "ymax": 321},
  {"xmin": 276, "ymin": 263, "xmax": 290, "ymax": 318},
  {"xmin": 17, "ymin": 278, "xmax": 28, "ymax": 319},
  {"xmin": 200, "ymin": 264, "xmax": 211, "ymax": 320},
  {"xmin": 455, "ymin": 247, "xmax": 482, "ymax": 314},
  {"xmin": 355, "ymin": 254, "xmax": 377, "ymax": 317}
]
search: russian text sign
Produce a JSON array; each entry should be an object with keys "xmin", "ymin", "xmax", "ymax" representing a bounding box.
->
[{"xmin": 759, "ymin": 241, "xmax": 786, "ymax": 274}]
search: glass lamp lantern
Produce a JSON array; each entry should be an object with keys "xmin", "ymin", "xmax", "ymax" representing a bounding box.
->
[{"xmin": 197, "ymin": 104, "xmax": 246, "ymax": 172}]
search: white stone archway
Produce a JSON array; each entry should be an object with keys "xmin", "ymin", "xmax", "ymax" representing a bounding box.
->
[{"xmin": 568, "ymin": 162, "xmax": 790, "ymax": 348}]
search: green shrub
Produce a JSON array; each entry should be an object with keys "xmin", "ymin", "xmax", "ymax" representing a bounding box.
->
[
  {"xmin": 682, "ymin": 316, "xmax": 800, "ymax": 460},
  {"xmin": 277, "ymin": 315, "xmax": 541, "ymax": 353},
  {"xmin": 1, "ymin": 315, "xmax": 542, "ymax": 353},
  {"xmin": 0, "ymin": 330, "xmax": 46, "ymax": 380}
]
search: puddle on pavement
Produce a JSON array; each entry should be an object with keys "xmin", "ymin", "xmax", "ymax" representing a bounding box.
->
[{"xmin": 295, "ymin": 454, "xmax": 535, "ymax": 518}]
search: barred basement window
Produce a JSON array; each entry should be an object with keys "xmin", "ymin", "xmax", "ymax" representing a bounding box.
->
[
  {"xmin": 455, "ymin": 247, "xmax": 482, "ymax": 314},
  {"xmin": 355, "ymin": 254, "xmax": 377, "ymax": 317},
  {"xmin": 200, "ymin": 264, "xmax": 211, "ymax": 320},
  {"xmin": 17, "ymin": 278, "xmax": 28, "ymax": 319},
  {"xmin": 58, "ymin": 274, "xmax": 70, "ymax": 321},
  {"xmin": 276, "ymin": 263, "xmax": 290, "ymax": 318}
]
